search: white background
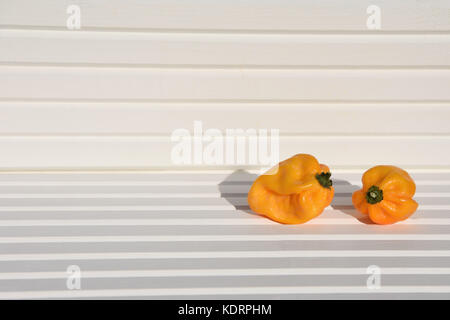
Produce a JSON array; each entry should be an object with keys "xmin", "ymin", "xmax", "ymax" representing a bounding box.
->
[{"xmin": 0, "ymin": 0, "xmax": 449, "ymax": 170}]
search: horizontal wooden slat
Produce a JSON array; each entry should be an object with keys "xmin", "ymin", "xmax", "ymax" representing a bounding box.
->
[
  {"xmin": 2, "ymin": 286, "xmax": 450, "ymax": 299},
  {"xmin": 2, "ymin": 30, "xmax": 450, "ymax": 66},
  {"xmin": 1, "ymin": 171, "xmax": 450, "ymax": 182},
  {"xmin": 1, "ymin": 0, "xmax": 449, "ymax": 31},
  {"xmin": 1, "ymin": 218, "xmax": 449, "ymax": 227},
  {"xmin": 0, "ymin": 136, "xmax": 448, "ymax": 169},
  {"xmin": 0, "ymin": 196, "xmax": 443, "ymax": 208},
  {"xmin": 0, "ymin": 210, "xmax": 445, "ymax": 222},
  {"xmin": 1, "ymin": 67, "xmax": 450, "ymax": 101},
  {"xmin": 3, "ymin": 268, "xmax": 450, "ymax": 279},
  {"xmin": 1, "ymin": 251, "xmax": 450, "ymax": 262},
  {"xmin": 1, "ymin": 256, "xmax": 448, "ymax": 273},
  {"xmin": 0, "ymin": 102, "xmax": 449, "ymax": 134},
  {"xmin": 0, "ymin": 195, "xmax": 445, "ymax": 207},
  {"xmin": 1, "ymin": 275, "xmax": 450, "ymax": 292},
  {"xmin": 0, "ymin": 170, "xmax": 446, "ymax": 299},
  {"xmin": 2, "ymin": 226, "xmax": 450, "ymax": 237}
]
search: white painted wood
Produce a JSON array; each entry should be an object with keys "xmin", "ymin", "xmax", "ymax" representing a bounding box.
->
[
  {"xmin": 3, "ymin": 268, "xmax": 450, "ymax": 280},
  {"xmin": 1, "ymin": 251, "xmax": 449, "ymax": 261},
  {"xmin": 1, "ymin": 0, "xmax": 449, "ymax": 31},
  {"xmin": 0, "ymin": 136, "xmax": 448, "ymax": 169},
  {"xmin": 1, "ymin": 236, "xmax": 450, "ymax": 244},
  {"xmin": 0, "ymin": 171, "xmax": 446, "ymax": 299},
  {"xmin": 2, "ymin": 30, "xmax": 450, "ymax": 66},
  {"xmin": 1, "ymin": 171, "xmax": 449, "ymax": 182},
  {"xmin": 2, "ymin": 66, "xmax": 450, "ymax": 101},
  {"xmin": 1, "ymin": 218, "xmax": 450, "ymax": 226},
  {"xmin": 1, "ymin": 1, "xmax": 450, "ymax": 300},
  {"xmin": 1, "ymin": 286, "xmax": 450, "ymax": 299},
  {"xmin": 0, "ymin": 102, "xmax": 449, "ymax": 134}
]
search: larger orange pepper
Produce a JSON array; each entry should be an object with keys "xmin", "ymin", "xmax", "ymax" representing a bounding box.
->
[
  {"xmin": 352, "ymin": 165, "xmax": 418, "ymax": 225},
  {"xmin": 248, "ymin": 154, "xmax": 334, "ymax": 224}
]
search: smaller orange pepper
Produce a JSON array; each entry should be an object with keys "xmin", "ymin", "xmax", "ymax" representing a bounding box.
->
[
  {"xmin": 248, "ymin": 154, "xmax": 334, "ymax": 224},
  {"xmin": 352, "ymin": 165, "xmax": 418, "ymax": 225}
]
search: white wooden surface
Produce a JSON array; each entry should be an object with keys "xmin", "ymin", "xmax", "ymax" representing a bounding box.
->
[
  {"xmin": 1, "ymin": 102, "xmax": 449, "ymax": 134},
  {"xmin": 2, "ymin": 30, "xmax": 450, "ymax": 67},
  {"xmin": 0, "ymin": 170, "xmax": 449, "ymax": 299},
  {"xmin": 1, "ymin": 0, "xmax": 449, "ymax": 31},
  {"xmin": 0, "ymin": 0, "xmax": 449, "ymax": 300},
  {"xmin": 2, "ymin": 67, "xmax": 450, "ymax": 101},
  {"xmin": 0, "ymin": 1, "xmax": 449, "ymax": 170},
  {"xmin": 0, "ymin": 136, "xmax": 449, "ymax": 170}
]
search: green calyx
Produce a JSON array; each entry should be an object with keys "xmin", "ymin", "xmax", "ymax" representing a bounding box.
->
[
  {"xmin": 366, "ymin": 185, "xmax": 383, "ymax": 204},
  {"xmin": 315, "ymin": 172, "xmax": 333, "ymax": 189}
]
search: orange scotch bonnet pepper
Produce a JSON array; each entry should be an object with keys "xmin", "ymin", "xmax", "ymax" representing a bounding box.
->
[
  {"xmin": 352, "ymin": 165, "xmax": 418, "ymax": 225},
  {"xmin": 247, "ymin": 154, "xmax": 335, "ymax": 224}
]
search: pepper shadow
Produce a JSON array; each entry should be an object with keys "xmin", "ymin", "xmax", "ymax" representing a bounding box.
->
[
  {"xmin": 331, "ymin": 179, "xmax": 373, "ymax": 224},
  {"xmin": 218, "ymin": 169, "xmax": 259, "ymax": 216}
]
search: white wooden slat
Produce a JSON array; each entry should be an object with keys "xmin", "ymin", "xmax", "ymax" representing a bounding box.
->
[
  {"xmin": 0, "ymin": 205, "xmax": 444, "ymax": 212},
  {"xmin": 1, "ymin": 275, "xmax": 450, "ymax": 294},
  {"xmin": 0, "ymin": 0, "xmax": 449, "ymax": 300},
  {"xmin": 0, "ymin": 170, "xmax": 446, "ymax": 299},
  {"xmin": 3, "ymin": 268, "xmax": 450, "ymax": 280},
  {"xmin": 0, "ymin": 210, "xmax": 447, "ymax": 221},
  {"xmin": 0, "ymin": 210, "xmax": 446, "ymax": 222},
  {"xmin": 1, "ymin": 256, "xmax": 448, "ymax": 272},
  {"xmin": 0, "ymin": 136, "xmax": 448, "ymax": 169},
  {"xmin": 2, "ymin": 235, "xmax": 450, "ymax": 244},
  {"xmin": 0, "ymin": 285, "xmax": 450, "ymax": 300},
  {"xmin": 2, "ymin": 67, "xmax": 450, "ymax": 101},
  {"xmin": 1, "ymin": 251, "xmax": 449, "ymax": 262},
  {"xmin": 1, "ymin": 102, "xmax": 449, "ymax": 134},
  {"xmin": 1, "ymin": 0, "xmax": 449, "ymax": 31},
  {"xmin": 0, "ymin": 195, "xmax": 444, "ymax": 208},
  {"xmin": 0, "ymin": 191, "xmax": 444, "ymax": 198},
  {"xmin": 0, "ymin": 239, "xmax": 448, "ymax": 255},
  {"xmin": 0, "ymin": 171, "xmax": 449, "ymax": 182},
  {"xmin": 2, "ymin": 218, "xmax": 450, "ymax": 226},
  {"xmin": 2, "ymin": 30, "xmax": 450, "ymax": 66},
  {"xmin": 1, "ymin": 286, "xmax": 450, "ymax": 299}
]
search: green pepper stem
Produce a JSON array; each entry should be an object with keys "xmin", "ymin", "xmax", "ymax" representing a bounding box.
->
[
  {"xmin": 366, "ymin": 185, "xmax": 383, "ymax": 204},
  {"xmin": 315, "ymin": 172, "xmax": 333, "ymax": 189}
]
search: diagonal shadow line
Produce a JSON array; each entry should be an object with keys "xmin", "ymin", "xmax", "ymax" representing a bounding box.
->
[
  {"xmin": 331, "ymin": 179, "xmax": 373, "ymax": 225},
  {"xmin": 218, "ymin": 170, "xmax": 259, "ymax": 217}
]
